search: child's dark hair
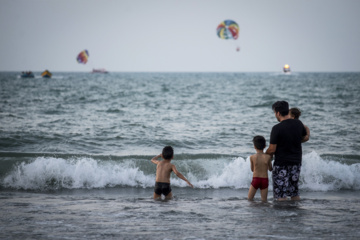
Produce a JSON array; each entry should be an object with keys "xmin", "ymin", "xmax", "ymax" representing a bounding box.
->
[
  {"xmin": 272, "ymin": 101, "xmax": 289, "ymax": 116},
  {"xmin": 253, "ymin": 136, "xmax": 266, "ymax": 150},
  {"xmin": 289, "ymin": 108, "xmax": 301, "ymax": 119},
  {"xmin": 162, "ymin": 146, "xmax": 174, "ymax": 160}
]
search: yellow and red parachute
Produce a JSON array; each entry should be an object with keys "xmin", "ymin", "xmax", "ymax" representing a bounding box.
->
[
  {"xmin": 217, "ymin": 20, "xmax": 239, "ymax": 40},
  {"xmin": 76, "ymin": 50, "xmax": 89, "ymax": 64}
]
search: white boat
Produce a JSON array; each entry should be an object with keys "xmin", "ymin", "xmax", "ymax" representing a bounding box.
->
[
  {"xmin": 92, "ymin": 68, "xmax": 108, "ymax": 73},
  {"xmin": 283, "ymin": 64, "xmax": 291, "ymax": 73}
]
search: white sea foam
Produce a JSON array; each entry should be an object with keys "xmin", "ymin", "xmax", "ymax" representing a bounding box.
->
[
  {"xmin": 2, "ymin": 152, "xmax": 360, "ymax": 191},
  {"xmin": 301, "ymin": 151, "xmax": 360, "ymax": 191},
  {"xmin": 189, "ymin": 151, "xmax": 360, "ymax": 191},
  {"xmin": 191, "ymin": 156, "xmax": 251, "ymax": 189},
  {"xmin": 2, "ymin": 157, "xmax": 154, "ymax": 190}
]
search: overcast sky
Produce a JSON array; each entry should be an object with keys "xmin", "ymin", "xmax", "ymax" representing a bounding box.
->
[{"xmin": 1, "ymin": 0, "xmax": 359, "ymax": 72}]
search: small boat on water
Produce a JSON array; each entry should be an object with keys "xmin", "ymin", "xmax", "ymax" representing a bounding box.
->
[
  {"xmin": 92, "ymin": 68, "xmax": 108, "ymax": 73},
  {"xmin": 283, "ymin": 64, "xmax": 291, "ymax": 73},
  {"xmin": 41, "ymin": 70, "xmax": 52, "ymax": 78},
  {"xmin": 21, "ymin": 71, "xmax": 35, "ymax": 78}
]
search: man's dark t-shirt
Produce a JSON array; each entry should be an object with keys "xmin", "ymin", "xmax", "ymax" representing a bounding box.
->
[{"xmin": 270, "ymin": 119, "xmax": 307, "ymax": 166}]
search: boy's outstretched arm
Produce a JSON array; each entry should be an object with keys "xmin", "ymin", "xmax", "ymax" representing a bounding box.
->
[
  {"xmin": 151, "ymin": 154, "xmax": 162, "ymax": 164},
  {"xmin": 172, "ymin": 165, "xmax": 193, "ymax": 188}
]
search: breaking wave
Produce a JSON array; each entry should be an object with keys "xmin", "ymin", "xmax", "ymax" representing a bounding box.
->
[{"xmin": 1, "ymin": 151, "xmax": 360, "ymax": 191}]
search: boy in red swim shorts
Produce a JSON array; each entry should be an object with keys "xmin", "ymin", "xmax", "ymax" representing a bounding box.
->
[{"xmin": 248, "ymin": 136, "xmax": 273, "ymax": 201}]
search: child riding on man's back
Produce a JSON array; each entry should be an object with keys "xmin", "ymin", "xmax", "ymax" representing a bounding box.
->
[{"xmin": 289, "ymin": 107, "xmax": 310, "ymax": 142}]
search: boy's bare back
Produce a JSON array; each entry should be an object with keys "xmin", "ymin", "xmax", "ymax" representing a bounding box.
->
[
  {"xmin": 250, "ymin": 153, "xmax": 272, "ymax": 178},
  {"xmin": 155, "ymin": 160, "xmax": 173, "ymax": 183},
  {"xmin": 151, "ymin": 152, "xmax": 193, "ymax": 188}
]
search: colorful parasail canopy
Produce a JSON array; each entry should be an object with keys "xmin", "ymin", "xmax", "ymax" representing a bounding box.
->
[
  {"xmin": 216, "ymin": 20, "xmax": 239, "ymax": 40},
  {"xmin": 77, "ymin": 50, "xmax": 89, "ymax": 64}
]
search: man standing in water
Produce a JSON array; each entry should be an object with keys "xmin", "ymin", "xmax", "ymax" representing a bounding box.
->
[{"xmin": 266, "ymin": 101, "xmax": 308, "ymax": 201}]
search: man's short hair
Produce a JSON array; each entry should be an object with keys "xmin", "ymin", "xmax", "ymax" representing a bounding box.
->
[
  {"xmin": 289, "ymin": 108, "xmax": 301, "ymax": 119},
  {"xmin": 272, "ymin": 101, "xmax": 289, "ymax": 116},
  {"xmin": 162, "ymin": 146, "xmax": 174, "ymax": 160},
  {"xmin": 253, "ymin": 136, "xmax": 266, "ymax": 150}
]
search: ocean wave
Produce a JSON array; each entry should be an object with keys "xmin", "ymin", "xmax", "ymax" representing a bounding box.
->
[
  {"xmin": 1, "ymin": 151, "xmax": 360, "ymax": 191},
  {"xmin": 1, "ymin": 157, "xmax": 154, "ymax": 190}
]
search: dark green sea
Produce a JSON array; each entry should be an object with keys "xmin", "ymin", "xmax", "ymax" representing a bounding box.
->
[{"xmin": 0, "ymin": 72, "xmax": 359, "ymax": 239}]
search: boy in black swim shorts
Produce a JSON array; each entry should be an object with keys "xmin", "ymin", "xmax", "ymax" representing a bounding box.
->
[{"xmin": 151, "ymin": 146, "xmax": 193, "ymax": 199}]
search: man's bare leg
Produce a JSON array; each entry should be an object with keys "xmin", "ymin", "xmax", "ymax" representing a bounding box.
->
[{"xmin": 291, "ymin": 195, "xmax": 300, "ymax": 201}]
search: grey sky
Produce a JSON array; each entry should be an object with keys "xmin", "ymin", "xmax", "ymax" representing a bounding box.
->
[{"xmin": 1, "ymin": 0, "xmax": 359, "ymax": 72}]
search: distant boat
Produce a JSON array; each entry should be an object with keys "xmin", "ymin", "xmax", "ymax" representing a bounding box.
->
[
  {"xmin": 283, "ymin": 64, "xmax": 291, "ymax": 73},
  {"xmin": 92, "ymin": 68, "xmax": 108, "ymax": 73},
  {"xmin": 41, "ymin": 70, "xmax": 52, "ymax": 78},
  {"xmin": 21, "ymin": 71, "xmax": 34, "ymax": 78}
]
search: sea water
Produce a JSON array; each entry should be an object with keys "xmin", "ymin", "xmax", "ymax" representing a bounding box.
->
[{"xmin": 1, "ymin": 72, "xmax": 360, "ymax": 239}]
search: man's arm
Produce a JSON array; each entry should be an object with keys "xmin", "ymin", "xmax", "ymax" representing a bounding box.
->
[
  {"xmin": 265, "ymin": 144, "xmax": 277, "ymax": 158},
  {"xmin": 172, "ymin": 165, "xmax": 193, "ymax": 188},
  {"xmin": 151, "ymin": 154, "xmax": 162, "ymax": 165},
  {"xmin": 267, "ymin": 155, "xmax": 273, "ymax": 171},
  {"xmin": 302, "ymin": 125, "xmax": 310, "ymax": 143}
]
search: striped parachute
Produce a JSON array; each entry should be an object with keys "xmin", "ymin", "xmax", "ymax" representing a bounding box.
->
[
  {"xmin": 77, "ymin": 50, "xmax": 89, "ymax": 64},
  {"xmin": 216, "ymin": 20, "xmax": 239, "ymax": 40}
]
